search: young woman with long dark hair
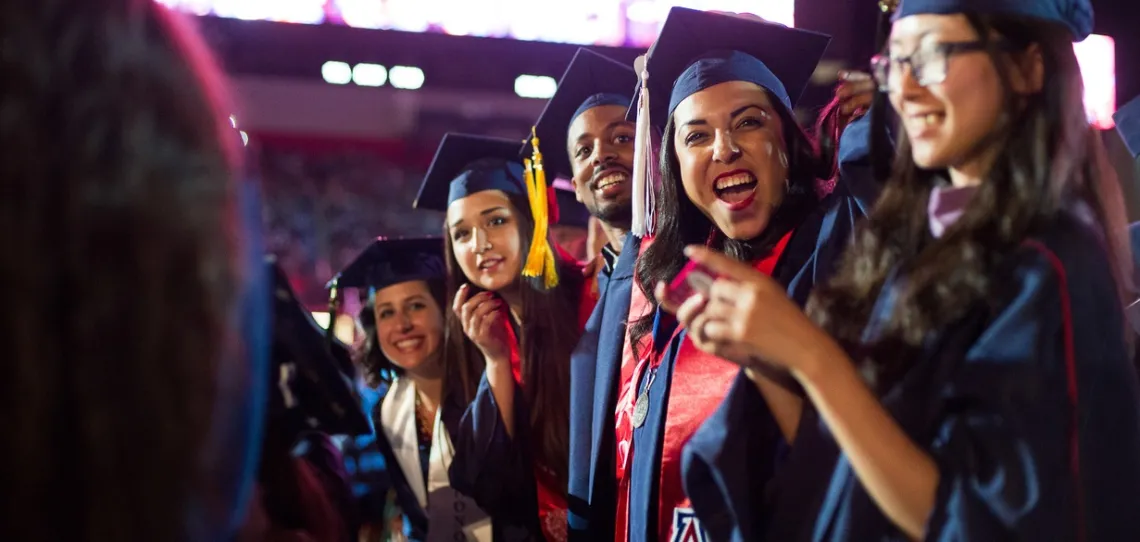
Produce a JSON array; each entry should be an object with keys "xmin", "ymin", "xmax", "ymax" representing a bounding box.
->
[
  {"xmin": 413, "ymin": 134, "xmax": 593, "ymax": 541},
  {"xmin": 596, "ymin": 8, "xmax": 882, "ymax": 541},
  {"xmin": 666, "ymin": 1, "xmax": 1140, "ymax": 540}
]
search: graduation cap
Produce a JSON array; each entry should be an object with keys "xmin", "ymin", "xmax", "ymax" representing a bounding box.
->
[
  {"xmin": 894, "ymin": 0, "xmax": 1094, "ymax": 41},
  {"xmin": 327, "ymin": 236, "xmax": 446, "ymax": 293},
  {"xmin": 529, "ymin": 48, "xmax": 637, "ymax": 180},
  {"xmin": 413, "ymin": 133, "xmax": 528, "ymax": 213},
  {"xmin": 630, "ymin": 8, "xmax": 831, "ymax": 128},
  {"xmin": 1114, "ymin": 95, "xmax": 1140, "ymax": 159},
  {"xmin": 554, "ymin": 187, "xmax": 591, "ymax": 229},
  {"xmin": 626, "ymin": 8, "xmax": 831, "ymax": 236},
  {"xmin": 268, "ymin": 257, "xmax": 371, "ymax": 438},
  {"xmin": 418, "ymin": 133, "xmax": 563, "ymax": 288}
]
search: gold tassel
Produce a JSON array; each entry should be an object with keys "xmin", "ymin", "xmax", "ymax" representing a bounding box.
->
[{"xmin": 521, "ymin": 127, "xmax": 559, "ymax": 289}]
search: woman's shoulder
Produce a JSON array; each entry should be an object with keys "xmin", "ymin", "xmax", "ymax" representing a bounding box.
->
[
  {"xmin": 998, "ymin": 209, "xmax": 1122, "ymax": 312},
  {"xmin": 1018, "ymin": 209, "xmax": 1114, "ymax": 275}
]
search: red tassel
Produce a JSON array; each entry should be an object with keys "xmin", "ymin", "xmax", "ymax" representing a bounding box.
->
[{"xmin": 547, "ymin": 185, "xmax": 560, "ymax": 225}]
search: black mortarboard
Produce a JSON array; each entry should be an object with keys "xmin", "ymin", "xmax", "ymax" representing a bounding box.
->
[
  {"xmin": 529, "ymin": 48, "xmax": 637, "ymax": 180},
  {"xmin": 328, "ymin": 236, "xmax": 445, "ymax": 292},
  {"xmin": 554, "ymin": 187, "xmax": 591, "ymax": 229},
  {"xmin": 269, "ymin": 258, "xmax": 371, "ymax": 437},
  {"xmin": 1115, "ymin": 95, "xmax": 1140, "ymax": 159},
  {"xmin": 631, "ymin": 8, "xmax": 831, "ymax": 127},
  {"xmin": 895, "ymin": 0, "xmax": 1094, "ymax": 41},
  {"xmin": 413, "ymin": 133, "xmax": 528, "ymax": 212}
]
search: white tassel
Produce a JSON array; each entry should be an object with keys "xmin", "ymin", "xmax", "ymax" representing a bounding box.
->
[
  {"xmin": 644, "ymin": 123, "xmax": 657, "ymax": 237},
  {"xmin": 631, "ymin": 55, "xmax": 651, "ymax": 237}
]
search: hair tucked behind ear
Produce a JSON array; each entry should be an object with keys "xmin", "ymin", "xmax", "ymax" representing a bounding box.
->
[
  {"xmin": 631, "ymin": 93, "xmax": 826, "ymax": 356},
  {"xmin": 807, "ymin": 13, "xmax": 1133, "ymax": 392},
  {"xmin": 2, "ymin": 2, "xmax": 246, "ymax": 541}
]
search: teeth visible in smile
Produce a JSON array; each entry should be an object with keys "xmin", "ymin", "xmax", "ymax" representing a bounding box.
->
[
  {"xmin": 597, "ymin": 173, "xmax": 628, "ymax": 190},
  {"xmin": 917, "ymin": 113, "xmax": 944, "ymax": 126},
  {"xmin": 479, "ymin": 259, "xmax": 501, "ymax": 270},
  {"xmin": 715, "ymin": 173, "xmax": 755, "ymax": 191},
  {"xmin": 395, "ymin": 339, "xmax": 423, "ymax": 350}
]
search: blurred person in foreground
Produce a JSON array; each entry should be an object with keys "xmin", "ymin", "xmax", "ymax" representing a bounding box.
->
[
  {"xmin": 237, "ymin": 259, "xmax": 370, "ymax": 542},
  {"xmin": 1, "ymin": 1, "xmax": 269, "ymax": 541}
]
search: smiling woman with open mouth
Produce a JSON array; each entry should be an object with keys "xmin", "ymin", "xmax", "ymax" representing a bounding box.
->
[
  {"xmin": 334, "ymin": 236, "xmax": 489, "ymax": 542},
  {"xmin": 603, "ymin": 8, "xmax": 883, "ymax": 542}
]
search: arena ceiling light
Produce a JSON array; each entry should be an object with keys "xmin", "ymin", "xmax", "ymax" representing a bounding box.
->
[
  {"xmin": 352, "ymin": 63, "xmax": 388, "ymax": 87},
  {"xmin": 514, "ymin": 74, "xmax": 557, "ymax": 99},
  {"xmin": 321, "ymin": 60, "xmax": 352, "ymax": 85},
  {"xmin": 388, "ymin": 66, "xmax": 425, "ymax": 90}
]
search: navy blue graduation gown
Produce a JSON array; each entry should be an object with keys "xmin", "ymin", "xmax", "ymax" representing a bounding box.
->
[
  {"xmin": 449, "ymin": 265, "xmax": 594, "ymax": 542},
  {"xmin": 448, "ymin": 375, "xmax": 544, "ymax": 541},
  {"xmin": 567, "ymin": 233, "xmax": 641, "ymax": 540},
  {"xmin": 790, "ymin": 211, "xmax": 1140, "ymax": 541},
  {"xmin": 370, "ymin": 385, "xmax": 492, "ymax": 541},
  {"xmin": 575, "ymin": 115, "xmax": 880, "ymax": 542},
  {"xmin": 681, "ymin": 114, "xmax": 880, "ymax": 542}
]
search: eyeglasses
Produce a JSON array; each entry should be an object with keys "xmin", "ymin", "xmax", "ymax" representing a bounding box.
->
[{"xmin": 871, "ymin": 40, "xmax": 1010, "ymax": 92}]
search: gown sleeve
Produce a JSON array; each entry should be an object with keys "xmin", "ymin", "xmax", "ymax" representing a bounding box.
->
[
  {"xmin": 447, "ymin": 371, "xmax": 537, "ymax": 528},
  {"xmin": 922, "ymin": 240, "xmax": 1140, "ymax": 541},
  {"xmin": 833, "ymin": 111, "xmax": 882, "ymax": 216}
]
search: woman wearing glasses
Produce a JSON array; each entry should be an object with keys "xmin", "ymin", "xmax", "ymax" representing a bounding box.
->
[{"xmin": 670, "ymin": 0, "xmax": 1140, "ymax": 540}]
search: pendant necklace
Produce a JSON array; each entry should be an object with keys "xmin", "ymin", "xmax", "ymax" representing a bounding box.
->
[
  {"xmin": 631, "ymin": 365, "xmax": 658, "ymax": 429},
  {"xmin": 415, "ymin": 390, "xmax": 434, "ymax": 443},
  {"xmin": 633, "ymin": 307, "xmax": 672, "ymax": 429}
]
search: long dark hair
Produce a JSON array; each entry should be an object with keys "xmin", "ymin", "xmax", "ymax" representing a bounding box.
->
[
  {"xmin": 355, "ymin": 279, "xmax": 481, "ymax": 404},
  {"xmin": 632, "ymin": 92, "xmax": 826, "ymax": 352},
  {"xmin": 442, "ymin": 191, "xmax": 584, "ymax": 490},
  {"xmin": 807, "ymin": 13, "xmax": 1133, "ymax": 392},
  {"xmin": 2, "ymin": 2, "xmax": 245, "ymax": 541}
]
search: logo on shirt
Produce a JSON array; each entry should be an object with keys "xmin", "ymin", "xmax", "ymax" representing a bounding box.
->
[{"xmin": 671, "ymin": 508, "xmax": 708, "ymax": 542}]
